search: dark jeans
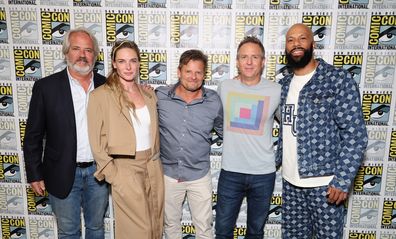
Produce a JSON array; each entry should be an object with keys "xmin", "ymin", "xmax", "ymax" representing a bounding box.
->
[{"xmin": 215, "ymin": 169, "xmax": 275, "ymax": 239}]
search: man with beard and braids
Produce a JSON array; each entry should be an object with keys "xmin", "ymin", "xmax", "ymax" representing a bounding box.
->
[
  {"xmin": 24, "ymin": 27, "xmax": 109, "ymax": 239},
  {"xmin": 277, "ymin": 23, "xmax": 367, "ymax": 239}
]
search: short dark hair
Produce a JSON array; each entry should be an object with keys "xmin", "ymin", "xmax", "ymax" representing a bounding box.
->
[
  {"xmin": 178, "ymin": 49, "xmax": 208, "ymax": 69},
  {"xmin": 237, "ymin": 36, "xmax": 265, "ymax": 59}
]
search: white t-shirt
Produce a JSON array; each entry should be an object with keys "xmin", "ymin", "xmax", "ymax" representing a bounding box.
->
[
  {"xmin": 129, "ymin": 106, "xmax": 151, "ymax": 151},
  {"xmin": 282, "ymin": 70, "xmax": 334, "ymax": 187}
]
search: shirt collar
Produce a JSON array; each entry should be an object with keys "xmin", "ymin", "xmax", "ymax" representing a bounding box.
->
[{"xmin": 66, "ymin": 68, "xmax": 94, "ymax": 89}]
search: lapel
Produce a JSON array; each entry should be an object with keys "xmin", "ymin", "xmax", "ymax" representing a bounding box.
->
[{"xmin": 59, "ymin": 69, "xmax": 77, "ymax": 134}]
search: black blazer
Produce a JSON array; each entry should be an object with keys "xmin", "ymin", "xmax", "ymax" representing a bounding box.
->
[{"xmin": 23, "ymin": 68, "xmax": 106, "ymax": 199}]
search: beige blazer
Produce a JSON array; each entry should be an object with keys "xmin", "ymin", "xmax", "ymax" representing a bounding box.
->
[{"xmin": 87, "ymin": 84, "xmax": 160, "ymax": 182}]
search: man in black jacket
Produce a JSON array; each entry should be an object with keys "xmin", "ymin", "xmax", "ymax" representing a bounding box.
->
[{"xmin": 24, "ymin": 27, "xmax": 108, "ymax": 239}]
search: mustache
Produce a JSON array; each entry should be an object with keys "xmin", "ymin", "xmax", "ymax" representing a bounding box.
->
[
  {"xmin": 290, "ymin": 47, "xmax": 305, "ymax": 53},
  {"xmin": 76, "ymin": 57, "xmax": 88, "ymax": 63}
]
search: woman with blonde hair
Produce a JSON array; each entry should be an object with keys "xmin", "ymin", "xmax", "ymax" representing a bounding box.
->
[{"xmin": 87, "ymin": 40, "xmax": 164, "ymax": 239}]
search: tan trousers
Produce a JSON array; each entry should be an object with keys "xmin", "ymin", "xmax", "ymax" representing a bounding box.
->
[
  {"xmin": 111, "ymin": 149, "xmax": 164, "ymax": 239},
  {"xmin": 164, "ymin": 172, "xmax": 214, "ymax": 239}
]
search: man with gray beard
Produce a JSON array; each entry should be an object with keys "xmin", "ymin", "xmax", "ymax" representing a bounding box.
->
[{"xmin": 24, "ymin": 27, "xmax": 108, "ymax": 239}]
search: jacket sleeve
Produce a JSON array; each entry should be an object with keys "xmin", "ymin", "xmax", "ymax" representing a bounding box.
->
[
  {"xmin": 329, "ymin": 71, "xmax": 368, "ymax": 192},
  {"xmin": 23, "ymin": 81, "xmax": 46, "ymax": 183},
  {"xmin": 87, "ymin": 91, "xmax": 116, "ymax": 183}
]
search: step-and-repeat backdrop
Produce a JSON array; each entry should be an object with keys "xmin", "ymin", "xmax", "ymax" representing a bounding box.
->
[{"xmin": 0, "ymin": 0, "xmax": 395, "ymax": 238}]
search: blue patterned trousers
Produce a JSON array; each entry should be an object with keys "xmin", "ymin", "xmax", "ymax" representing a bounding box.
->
[{"xmin": 282, "ymin": 180, "xmax": 344, "ymax": 239}]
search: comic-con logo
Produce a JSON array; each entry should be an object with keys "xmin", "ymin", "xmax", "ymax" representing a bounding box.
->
[
  {"xmin": 9, "ymin": 0, "xmax": 37, "ymax": 4},
  {"xmin": 73, "ymin": 0, "xmax": 101, "ymax": 6},
  {"xmin": 182, "ymin": 223, "xmax": 196, "ymax": 238},
  {"xmin": 14, "ymin": 48, "xmax": 41, "ymax": 81},
  {"xmin": 268, "ymin": 13, "xmax": 299, "ymax": 49},
  {"xmin": 94, "ymin": 50, "xmax": 105, "ymax": 77},
  {"xmin": 19, "ymin": 119, "xmax": 26, "ymax": 148},
  {"xmin": 333, "ymin": 53, "xmax": 363, "ymax": 85},
  {"xmin": 372, "ymin": 0, "xmax": 396, "ymax": 10},
  {"xmin": 335, "ymin": 13, "xmax": 366, "ymax": 49},
  {"xmin": 203, "ymin": 0, "xmax": 232, "ymax": 9},
  {"xmin": 348, "ymin": 231, "xmax": 377, "ymax": 239},
  {"xmin": 43, "ymin": 46, "xmax": 66, "ymax": 77},
  {"xmin": 303, "ymin": 0, "xmax": 333, "ymax": 9},
  {"xmin": 235, "ymin": 14, "xmax": 264, "ymax": 47},
  {"xmin": 1, "ymin": 217, "xmax": 26, "ymax": 239},
  {"xmin": 105, "ymin": 11, "xmax": 134, "ymax": 46},
  {"xmin": 205, "ymin": 53, "xmax": 230, "ymax": 85},
  {"xmin": 302, "ymin": 13, "xmax": 332, "ymax": 49},
  {"xmin": 362, "ymin": 92, "xmax": 392, "ymax": 126},
  {"xmin": 203, "ymin": 14, "xmax": 231, "ymax": 49},
  {"xmin": 384, "ymin": 165, "xmax": 396, "ymax": 196},
  {"xmin": 0, "ymin": 119, "xmax": 17, "ymax": 151},
  {"xmin": 338, "ymin": 0, "xmax": 369, "ymax": 9},
  {"xmin": 210, "ymin": 130, "xmax": 223, "ymax": 156},
  {"xmin": 0, "ymin": 185, "xmax": 24, "ymax": 215},
  {"xmin": 0, "ymin": 153, "xmax": 21, "ymax": 183},
  {"xmin": 26, "ymin": 187, "xmax": 52, "ymax": 215},
  {"xmin": 140, "ymin": 50, "xmax": 167, "ymax": 85},
  {"xmin": 138, "ymin": 12, "xmax": 167, "ymax": 48},
  {"xmin": 0, "ymin": 46, "xmax": 10, "ymax": 81},
  {"xmin": 266, "ymin": 52, "xmax": 290, "ymax": 82},
  {"xmin": 269, "ymin": 0, "xmax": 299, "ymax": 9},
  {"xmin": 235, "ymin": 0, "xmax": 265, "ymax": 9},
  {"xmin": 138, "ymin": 0, "xmax": 166, "ymax": 8},
  {"xmin": 170, "ymin": 13, "xmax": 199, "ymax": 48},
  {"xmin": 74, "ymin": 10, "xmax": 102, "ymax": 44},
  {"xmin": 41, "ymin": 10, "xmax": 70, "ymax": 45},
  {"xmin": 234, "ymin": 225, "xmax": 247, "ymax": 239},
  {"xmin": 267, "ymin": 195, "xmax": 282, "ymax": 224},
  {"xmin": 368, "ymin": 13, "xmax": 396, "ymax": 50},
  {"xmin": 381, "ymin": 199, "xmax": 396, "ymax": 229},
  {"xmin": 365, "ymin": 128, "xmax": 387, "ymax": 161},
  {"xmin": 16, "ymin": 83, "xmax": 32, "ymax": 117},
  {"xmin": 353, "ymin": 165, "xmax": 383, "ymax": 195},
  {"xmin": 350, "ymin": 197, "xmax": 379, "ymax": 228},
  {"xmin": 10, "ymin": 8, "xmax": 39, "ymax": 44},
  {"xmin": 364, "ymin": 53, "xmax": 395, "ymax": 88},
  {"xmin": 387, "ymin": 129, "xmax": 396, "ymax": 161},
  {"xmin": 0, "ymin": 84, "xmax": 13, "ymax": 117},
  {"xmin": 0, "ymin": 9, "xmax": 8, "ymax": 44},
  {"xmin": 28, "ymin": 217, "xmax": 55, "ymax": 239}
]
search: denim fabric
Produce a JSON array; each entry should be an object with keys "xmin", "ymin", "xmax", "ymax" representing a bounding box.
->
[
  {"xmin": 277, "ymin": 58, "xmax": 367, "ymax": 192},
  {"xmin": 215, "ymin": 169, "xmax": 275, "ymax": 239},
  {"xmin": 49, "ymin": 164, "xmax": 109, "ymax": 239},
  {"xmin": 282, "ymin": 180, "xmax": 344, "ymax": 239}
]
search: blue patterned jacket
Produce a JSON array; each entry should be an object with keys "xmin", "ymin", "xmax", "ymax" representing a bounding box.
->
[{"xmin": 276, "ymin": 58, "xmax": 367, "ymax": 192}]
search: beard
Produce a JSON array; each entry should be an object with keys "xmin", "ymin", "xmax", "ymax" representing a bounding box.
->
[
  {"xmin": 286, "ymin": 45, "xmax": 314, "ymax": 69},
  {"xmin": 67, "ymin": 57, "xmax": 94, "ymax": 75}
]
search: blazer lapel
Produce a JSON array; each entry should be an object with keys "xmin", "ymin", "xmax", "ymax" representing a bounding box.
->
[{"xmin": 59, "ymin": 69, "xmax": 77, "ymax": 134}]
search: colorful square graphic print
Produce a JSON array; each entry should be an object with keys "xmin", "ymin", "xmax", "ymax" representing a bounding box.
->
[{"xmin": 226, "ymin": 92, "xmax": 270, "ymax": 136}]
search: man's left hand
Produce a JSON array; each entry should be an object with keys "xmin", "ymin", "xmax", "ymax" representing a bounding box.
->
[{"xmin": 327, "ymin": 186, "xmax": 348, "ymax": 205}]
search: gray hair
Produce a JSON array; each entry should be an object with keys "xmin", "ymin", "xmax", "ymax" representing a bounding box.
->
[{"xmin": 62, "ymin": 27, "xmax": 100, "ymax": 59}]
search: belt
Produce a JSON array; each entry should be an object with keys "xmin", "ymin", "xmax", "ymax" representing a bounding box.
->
[{"xmin": 76, "ymin": 161, "xmax": 94, "ymax": 168}]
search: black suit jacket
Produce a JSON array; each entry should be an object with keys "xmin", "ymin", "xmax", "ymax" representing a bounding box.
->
[{"xmin": 23, "ymin": 68, "xmax": 106, "ymax": 199}]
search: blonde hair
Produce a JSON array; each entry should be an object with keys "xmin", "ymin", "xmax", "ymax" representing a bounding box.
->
[{"xmin": 106, "ymin": 40, "xmax": 141, "ymax": 111}]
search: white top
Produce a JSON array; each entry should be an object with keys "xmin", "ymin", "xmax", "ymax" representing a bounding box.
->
[
  {"xmin": 129, "ymin": 105, "xmax": 151, "ymax": 151},
  {"xmin": 67, "ymin": 69, "xmax": 94, "ymax": 163},
  {"xmin": 282, "ymin": 70, "xmax": 334, "ymax": 187}
]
